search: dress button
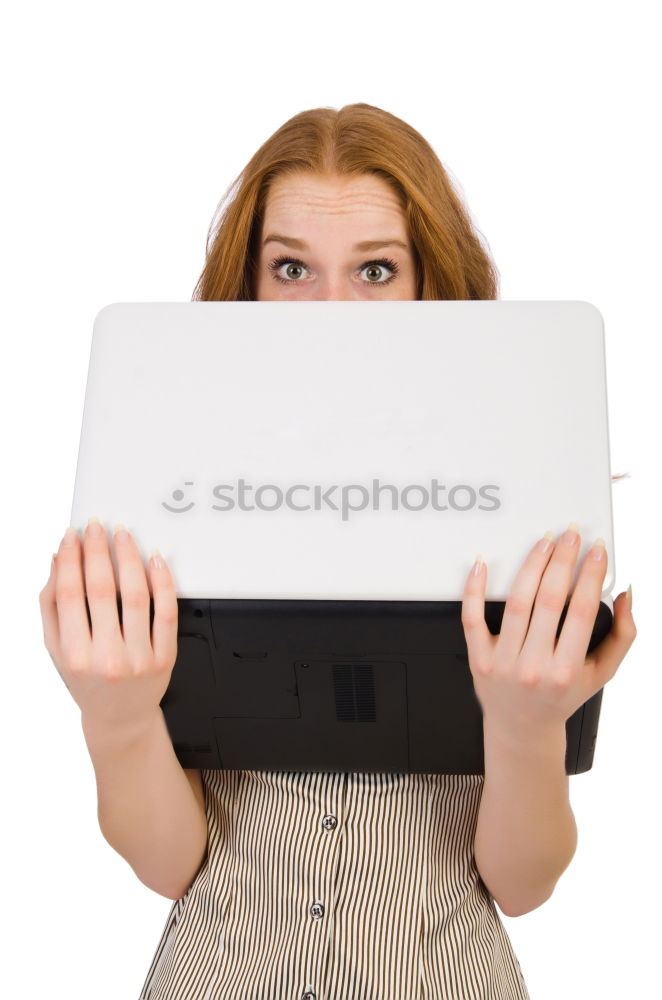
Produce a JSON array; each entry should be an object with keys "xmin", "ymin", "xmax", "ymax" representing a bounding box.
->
[
  {"xmin": 322, "ymin": 814, "xmax": 337, "ymax": 831},
  {"xmin": 301, "ymin": 991, "xmax": 317, "ymax": 1000},
  {"xmin": 309, "ymin": 901, "xmax": 325, "ymax": 919}
]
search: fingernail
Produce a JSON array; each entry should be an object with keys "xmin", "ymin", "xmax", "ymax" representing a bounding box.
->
[
  {"xmin": 590, "ymin": 538, "xmax": 606, "ymax": 559},
  {"xmin": 472, "ymin": 554, "xmax": 485, "ymax": 576},
  {"xmin": 61, "ymin": 527, "xmax": 78, "ymax": 547},
  {"xmin": 114, "ymin": 524, "xmax": 130, "ymax": 543},
  {"xmin": 538, "ymin": 530, "xmax": 555, "ymax": 554},
  {"xmin": 562, "ymin": 522, "xmax": 581, "ymax": 546},
  {"xmin": 87, "ymin": 517, "xmax": 103, "ymax": 538},
  {"xmin": 150, "ymin": 549, "xmax": 164, "ymax": 570},
  {"xmin": 626, "ymin": 584, "xmax": 632, "ymax": 611}
]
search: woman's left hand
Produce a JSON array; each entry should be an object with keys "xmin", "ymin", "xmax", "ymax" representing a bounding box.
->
[{"xmin": 461, "ymin": 523, "xmax": 637, "ymax": 740}]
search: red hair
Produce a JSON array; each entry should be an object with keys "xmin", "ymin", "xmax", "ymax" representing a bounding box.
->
[{"xmin": 192, "ymin": 103, "xmax": 499, "ymax": 302}]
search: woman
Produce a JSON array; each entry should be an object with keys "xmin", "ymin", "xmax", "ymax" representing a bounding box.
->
[{"xmin": 40, "ymin": 103, "xmax": 636, "ymax": 1000}]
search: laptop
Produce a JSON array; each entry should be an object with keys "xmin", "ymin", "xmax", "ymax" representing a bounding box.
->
[{"xmin": 70, "ymin": 300, "xmax": 615, "ymax": 774}]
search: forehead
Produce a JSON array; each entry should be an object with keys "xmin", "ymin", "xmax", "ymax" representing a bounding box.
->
[{"xmin": 262, "ymin": 171, "xmax": 407, "ymax": 227}]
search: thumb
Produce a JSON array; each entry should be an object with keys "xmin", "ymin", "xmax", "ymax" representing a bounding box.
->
[{"xmin": 590, "ymin": 589, "xmax": 637, "ymax": 690}]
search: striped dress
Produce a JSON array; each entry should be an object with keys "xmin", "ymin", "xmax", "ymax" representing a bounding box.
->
[{"xmin": 138, "ymin": 770, "xmax": 530, "ymax": 1000}]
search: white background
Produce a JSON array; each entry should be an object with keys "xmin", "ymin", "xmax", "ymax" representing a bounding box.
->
[{"xmin": 2, "ymin": 1, "xmax": 659, "ymax": 997}]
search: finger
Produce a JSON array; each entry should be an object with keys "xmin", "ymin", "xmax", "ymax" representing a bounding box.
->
[
  {"xmin": 55, "ymin": 527, "xmax": 93, "ymax": 661},
  {"xmin": 148, "ymin": 551, "xmax": 179, "ymax": 671},
  {"xmin": 553, "ymin": 538, "xmax": 608, "ymax": 672},
  {"xmin": 522, "ymin": 525, "xmax": 583, "ymax": 662},
  {"xmin": 586, "ymin": 591, "xmax": 637, "ymax": 692},
  {"xmin": 40, "ymin": 556, "xmax": 70, "ymax": 690},
  {"xmin": 39, "ymin": 552, "xmax": 61, "ymax": 658},
  {"xmin": 83, "ymin": 519, "xmax": 124, "ymax": 652},
  {"xmin": 461, "ymin": 555, "xmax": 495, "ymax": 674},
  {"xmin": 496, "ymin": 532, "xmax": 557, "ymax": 662},
  {"xmin": 112, "ymin": 525, "xmax": 153, "ymax": 660}
]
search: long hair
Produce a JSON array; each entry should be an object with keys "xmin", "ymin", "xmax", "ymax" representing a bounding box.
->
[{"xmin": 192, "ymin": 103, "xmax": 499, "ymax": 302}]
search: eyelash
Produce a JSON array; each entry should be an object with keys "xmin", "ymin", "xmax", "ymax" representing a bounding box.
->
[{"xmin": 268, "ymin": 254, "xmax": 400, "ymax": 285}]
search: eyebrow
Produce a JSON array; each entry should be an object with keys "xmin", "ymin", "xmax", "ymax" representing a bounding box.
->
[{"xmin": 262, "ymin": 234, "xmax": 409, "ymax": 252}]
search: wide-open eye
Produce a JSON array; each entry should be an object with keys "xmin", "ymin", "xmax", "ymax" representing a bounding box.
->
[
  {"xmin": 359, "ymin": 258, "xmax": 399, "ymax": 283},
  {"xmin": 268, "ymin": 255, "xmax": 308, "ymax": 283}
]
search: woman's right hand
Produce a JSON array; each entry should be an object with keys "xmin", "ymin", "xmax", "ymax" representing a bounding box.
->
[{"xmin": 39, "ymin": 519, "xmax": 179, "ymax": 739}]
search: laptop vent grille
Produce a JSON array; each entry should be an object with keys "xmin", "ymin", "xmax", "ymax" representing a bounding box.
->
[{"xmin": 333, "ymin": 663, "xmax": 376, "ymax": 722}]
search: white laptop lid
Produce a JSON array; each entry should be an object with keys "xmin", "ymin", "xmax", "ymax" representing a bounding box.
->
[{"xmin": 70, "ymin": 300, "xmax": 616, "ymax": 602}]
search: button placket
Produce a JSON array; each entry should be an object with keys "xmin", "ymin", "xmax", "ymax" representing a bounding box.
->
[{"xmin": 303, "ymin": 773, "xmax": 345, "ymax": 1000}]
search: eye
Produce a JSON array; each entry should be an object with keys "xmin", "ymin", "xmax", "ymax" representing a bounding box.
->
[
  {"xmin": 359, "ymin": 259, "xmax": 399, "ymax": 284},
  {"xmin": 268, "ymin": 255, "xmax": 400, "ymax": 285},
  {"xmin": 268, "ymin": 256, "xmax": 309, "ymax": 283}
]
